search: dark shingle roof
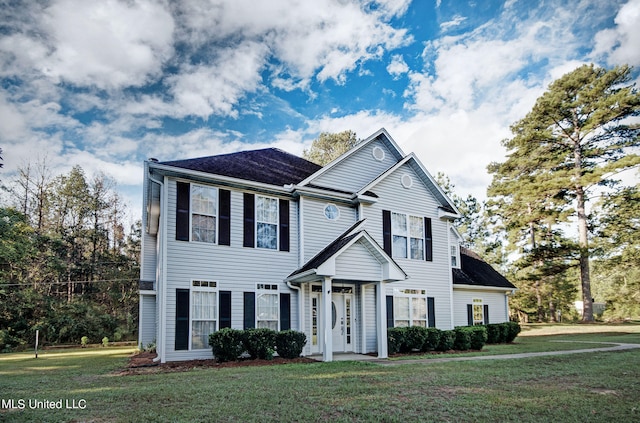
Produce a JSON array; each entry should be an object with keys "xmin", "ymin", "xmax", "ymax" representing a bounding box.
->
[
  {"xmin": 160, "ymin": 148, "xmax": 322, "ymax": 186},
  {"xmin": 453, "ymin": 247, "xmax": 516, "ymax": 289}
]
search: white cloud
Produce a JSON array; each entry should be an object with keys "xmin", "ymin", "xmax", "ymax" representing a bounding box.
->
[
  {"xmin": 592, "ymin": 0, "xmax": 640, "ymax": 66},
  {"xmin": 440, "ymin": 15, "xmax": 467, "ymax": 32},
  {"xmin": 387, "ymin": 54, "xmax": 409, "ymax": 79}
]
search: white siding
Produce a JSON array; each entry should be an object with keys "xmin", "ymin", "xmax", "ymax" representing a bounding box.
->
[
  {"xmin": 452, "ymin": 289, "xmax": 510, "ymax": 327},
  {"xmin": 335, "ymin": 240, "xmax": 382, "ymax": 281},
  {"xmin": 163, "ymin": 179, "xmax": 301, "ymax": 362},
  {"xmin": 311, "ymin": 139, "xmax": 398, "ymax": 193},
  {"xmin": 363, "ymin": 161, "xmax": 454, "ymax": 330},
  {"xmin": 364, "ymin": 285, "xmax": 378, "ymax": 353},
  {"xmin": 302, "ymin": 197, "xmax": 357, "ymax": 262},
  {"xmin": 139, "ymin": 294, "xmax": 157, "ymax": 347},
  {"xmin": 141, "ymin": 232, "xmax": 157, "ymax": 282}
]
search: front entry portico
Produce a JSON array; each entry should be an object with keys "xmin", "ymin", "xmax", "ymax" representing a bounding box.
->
[{"xmin": 286, "ymin": 226, "xmax": 407, "ymax": 362}]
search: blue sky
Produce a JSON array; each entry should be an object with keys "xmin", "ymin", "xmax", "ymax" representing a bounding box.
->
[{"xmin": 1, "ymin": 0, "xmax": 639, "ymax": 222}]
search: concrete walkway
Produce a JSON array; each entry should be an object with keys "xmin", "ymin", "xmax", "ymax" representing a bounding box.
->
[{"xmin": 324, "ymin": 342, "xmax": 640, "ymax": 366}]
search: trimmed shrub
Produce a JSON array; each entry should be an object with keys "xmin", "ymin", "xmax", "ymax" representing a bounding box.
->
[
  {"xmin": 453, "ymin": 327, "xmax": 472, "ymax": 351},
  {"xmin": 275, "ymin": 330, "xmax": 307, "ymax": 359},
  {"xmin": 209, "ymin": 328, "xmax": 245, "ymax": 362},
  {"xmin": 505, "ymin": 322, "xmax": 521, "ymax": 343},
  {"xmin": 243, "ymin": 328, "xmax": 277, "ymax": 360},
  {"xmin": 422, "ymin": 328, "xmax": 442, "ymax": 352},
  {"xmin": 404, "ymin": 326, "xmax": 428, "ymax": 352},
  {"xmin": 485, "ymin": 323, "xmax": 506, "ymax": 344},
  {"xmin": 468, "ymin": 326, "xmax": 488, "ymax": 350},
  {"xmin": 437, "ymin": 330, "xmax": 455, "ymax": 351},
  {"xmin": 387, "ymin": 327, "xmax": 406, "ymax": 355}
]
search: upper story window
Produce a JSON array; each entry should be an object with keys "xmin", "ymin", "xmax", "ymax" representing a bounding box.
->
[
  {"xmin": 391, "ymin": 212, "xmax": 424, "ymax": 260},
  {"xmin": 451, "ymin": 245, "xmax": 459, "ymax": 268},
  {"xmin": 256, "ymin": 195, "xmax": 278, "ymax": 249},
  {"xmin": 191, "ymin": 184, "xmax": 218, "ymax": 243},
  {"xmin": 383, "ymin": 210, "xmax": 433, "ymax": 261}
]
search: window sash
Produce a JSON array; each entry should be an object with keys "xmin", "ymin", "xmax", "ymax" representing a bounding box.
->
[
  {"xmin": 191, "ymin": 185, "xmax": 218, "ymax": 243},
  {"xmin": 394, "ymin": 294, "xmax": 427, "ymax": 327},
  {"xmin": 391, "ymin": 212, "xmax": 425, "ymax": 260},
  {"xmin": 473, "ymin": 299, "xmax": 483, "ymax": 325},
  {"xmin": 191, "ymin": 290, "xmax": 217, "ymax": 349},
  {"xmin": 256, "ymin": 196, "xmax": 278, "ymax": 249},
  {"xmin": 257, "ymin": 292, "xmax": 279, "ymax": 329}
]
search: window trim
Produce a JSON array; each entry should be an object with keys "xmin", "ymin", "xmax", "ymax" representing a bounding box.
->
[
  {"xmin": 391, "ymin": 211, "xmax": 425, "ymax": 260},
  {"xmin": 255, "ymin": 195, "xmax": 279, "ymax": 250},
  {"xmin": 190, "ymin": 280, "xmax": 218, "ymax": 350},
  {"xmin": 256, "ymin": 283, "xmax": 279, "ymax": 330},
  {"xmin": 190, "ymin": 183, "xmax": 219, "ymax": 244},
  {"xmin": 393, "ymin": 289, "xmax": 427, "ymax": 327}
]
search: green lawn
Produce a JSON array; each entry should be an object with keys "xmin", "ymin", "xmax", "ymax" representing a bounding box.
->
[{"xmin": 1, "ymin": 324, "xmax": 639, "ymax": 422}]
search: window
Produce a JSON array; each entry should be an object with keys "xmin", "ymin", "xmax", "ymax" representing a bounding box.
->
[
  {"xmin": 451, "ymin": 245, "xmax": 459, "ymax": 268},
  {"xmin": 472, "ymin": 298, "xmax": 484, "ymax": 325},
  {"xmin": 256, "ymin": 284, "xmax": 278, "ymax": 330},
  {"xmin": 256, "ymin": 195, "xmax": 278, "ymax": 249},
  {"xmin": 191, "ymin": 280, "xmax": 217, "ymax": 349},
  {"xmin": 391, "ymin": 213, "xmax": 424, "ymax": 260},
  {"xmin": 324, "ymin": 203, "xmax": 340, "ymax": 220},
  {"xmin": 393, "ymin": 289, "xmax": 427, "ymax": 327},
  {"xmin": 191, "ymin": 185, "xmax": 218, "ymax": 243}
]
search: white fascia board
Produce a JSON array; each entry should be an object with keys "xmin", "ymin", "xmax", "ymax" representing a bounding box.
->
[
  {"xmin": 406, "ymin": 153, "xmax": 461, "ymax": 216},
  {"xmin": 140, "ymin": 290, "xmax": 157, "ymax": 295},
  {"xmin": 453, "ymin": 284, "xmax": 517, "ymax": 293},
  {"xmin": 149, "ymin": 162, "xmax": 292, "ymax": 197},
  {"xmin": 288, "ymin": 184, "xmax": 353, "ymax": 203},
  {"xmin": 449, "ymin": 225, "xmax": 464, "ymax": 242},
  {"xmin": 355, "ymin": 155, "xmax": 413, "ymax": 196},
  {"xmin": 297, "ymin": 128, "xmax": 405, "ymax": 187}
]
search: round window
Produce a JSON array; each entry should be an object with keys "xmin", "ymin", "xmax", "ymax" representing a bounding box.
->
[
  {"xmin": 401, "ymin": 173, "xmax": 413, "ymax": 189},
  {"xmin": 372, "ymin": 146, "xmax": 385, "ymax": 161},
  {"xmin": 324, "ymin": 203, "xmax": 340, "ymax": 220}
]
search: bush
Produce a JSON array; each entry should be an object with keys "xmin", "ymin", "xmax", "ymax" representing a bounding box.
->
[
  {"xmin": 242, "ymin": 328, "xmax": 277, "ymax": 360},
  {"xmin": 275, "ymin": 330, "xmax": 307, "ymax": 359},
  {"xmin": 422, "ymin": 328, "xmax": 442, "ymax": 352},
  {"xmin": 505, "ymin": 322, "xmax": 521, "ymax": 343},
  {"xmin": 209, "ymin": 328, "xmax": 245, "ymax": 362},
  {"xmin": 387, "ymin": 327, "xmax": 406, "ymax": 355},
  {"xmin": 101, "ymin": 337, "xmax": 109, "ymax": 347},
  {"xmin": 437, "ymin": 330, "xmax": 455, "ymax": 351},
  {"xmin": 468, "ymin": 326, "xmax": 487, "ymax": 350},
  {"xmin": 404, "ymin": 326, "xmax": 428, "ymax": 352},
  {"xmin": 485, "ymin": 323, "xmax": 506, "ymax": 344},
  {"xmin": 81, "ymin": 336, "xmax": 89, "ymax": 347},
  {"xmin": 453, "ymin": 327, "xmax": 472, "ymax": 351}
]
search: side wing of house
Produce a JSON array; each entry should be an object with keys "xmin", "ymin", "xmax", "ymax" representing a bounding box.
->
[{"xmin": 452, "ymin": 248, "xmax": 516, "ymax": 326}]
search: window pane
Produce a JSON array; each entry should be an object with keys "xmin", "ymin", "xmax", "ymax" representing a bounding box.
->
[
  {"xmin": 192, "ymin": 186, "xmax": 217, "ymax": 215},
  {"xmin": 394, "ymin": 297, "xmax": 409, "ymax": 320},
  {"xmin": 395, "ymin": 320, "xmax": 409, "ymax": 327},
  {"xmin": 257, "ymin": 320, "xmax": 278, "ymax": 330},
  {"xmin": 412, "ymin": 297, "xmax": 427, "ymax": 321},
  {"xmin": 393, "ymin": 235, "xmax": 407, "ymax": 258},
  {"xmin": 192, "ymin": 214, "xmax": 216, "ymax": 243},
  {"xmin": 192, "ymin": 321, "xmax": 216, "ymax": 349},
  {"xmin": 391, "ymin": 212, "xmax": 407, "ymax": 235},
  {"xmin": 409, "ymin": 216, "xmax": 423, "ymax": 237},
  {"xmin": 257, "ymin": 223, "xmax": 277, "ymax": 249},
  {"xmin": 257, "ymin": 196, "xmax": 278, "ymax": 224},
  {"xmin": 257, "ymin": 293, "xmax": 278, "ymax": 320},
  {"xmin": 192, "ymin": 291, "xmax": 216, "ymax": 320},
  {"xmin": 473, "ymin": 304, "xmax": 483, "ymax": 323},
  {"xmin": 410, "ymin": 238, "xmax": 424, "ymax": 260}
]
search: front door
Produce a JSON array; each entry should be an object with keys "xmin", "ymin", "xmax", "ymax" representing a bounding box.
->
[{"xmin": 331, "ymin": 291, "xmax": 354, "ymax": 352}]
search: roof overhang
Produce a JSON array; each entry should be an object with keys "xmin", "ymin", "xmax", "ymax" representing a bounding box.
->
[{"xmin": 453, "ymin": 284, "xmax": 517, "ymax": 294}]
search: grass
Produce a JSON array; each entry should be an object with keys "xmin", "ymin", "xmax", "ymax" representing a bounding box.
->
[{"xmin": 1, "ymin": 324, "xmax": 639, "ymax": 422}]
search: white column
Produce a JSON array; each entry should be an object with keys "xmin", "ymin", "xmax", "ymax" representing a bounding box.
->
[
  {"xmin": 376, "ymin": 281, "xmax": 388, "ymax": 359},
  {"xmin": 360, "ymin": 284, "xmax": 367, "ymax": 354},
  {"xmin": 322, "ymin": 276, "xmax": 333, "ymax": 362}
]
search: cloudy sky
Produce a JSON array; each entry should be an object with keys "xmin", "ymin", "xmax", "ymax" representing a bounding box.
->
[{"xmin": 1, "ymin": 0, "xmax": 639, "ymax": 222}]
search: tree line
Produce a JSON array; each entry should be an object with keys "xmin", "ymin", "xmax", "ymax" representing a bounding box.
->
[{"xmin": 1, "ymin": 162, "xmax": 140, "ymax": 351}]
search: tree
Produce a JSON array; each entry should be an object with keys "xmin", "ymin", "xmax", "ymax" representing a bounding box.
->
[
  {"xmin": 303, "ymin": 130, "xmax": 360, "ymax": 165},
  {"xmin": 489, "ymin": 64, "xmax": 640, "ymax": 321}
]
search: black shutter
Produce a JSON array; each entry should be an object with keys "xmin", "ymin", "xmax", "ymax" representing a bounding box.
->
[
  {"xmin": 218, "ymin": 189, "xmax": 231, "ymax": 246},
  {"xmin": 243, "ymin": 193, "xmax": 255, "ymax": 247},
  {"xmin": 176, "ymin": 182, "xmax": 190, "ymax": 241},
  {"xmin": 280, "ymin": 293, "xmax": 291, "ymax": 330},
  {"xmin": 382, "ymin": 210, "xmax": 392, "ymax": 255},
  {"xmin": 467, "ymin": 304, "xmax": 473, "ymax": 326},
  {"xmin": 175, "ymin": 289, "xmax": 189, "ymax": 350},
  {"xmin": 243, "ymin": 292, "xmax": 255, "ymax": 329},
  {"xmin": 386, "ymin": 295, "xmax": 394, "ymax": 328},
  {"xmin": 424, "ymin": 217, "xmax": 433, "ymax": 261},
  {"xmin": 279, "ymin": 199, "xmax": 290, "ymax": 252},
  {"xmin": 219, "ymin": 291, "xmax": 232, "ymax": 329},
  {"xmin": 483, "ymin": 304, "xmax": 490, "ymax": 325},
  {"xmin": 427, "ymin": 297, "xmax": 436, "ymax": 327}
]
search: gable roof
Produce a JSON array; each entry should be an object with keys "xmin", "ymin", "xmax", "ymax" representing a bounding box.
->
[
  {"xmin": 287, "ymin": 219, "xmax": 407, "ymax": 282},
  {"xmin": 160, "ymin": 148, "xmax": 321, "ymax": 186},
  {"xmin": 453, "ymin": 247, "xmax": 516, "ymax": 290}
]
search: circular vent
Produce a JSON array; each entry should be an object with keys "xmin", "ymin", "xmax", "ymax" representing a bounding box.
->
[
  {"xmin": 401, "ymin": 174, "xmax": 413, "ymax": 189},
  {"xmin": 372, "ymin": 146, "xmax": 385, "ymax": 161}
]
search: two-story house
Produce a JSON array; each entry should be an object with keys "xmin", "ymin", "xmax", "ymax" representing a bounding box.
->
[{"xmin": 139, "ymin": 128, "xmax": 516, "ymax": 363}]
